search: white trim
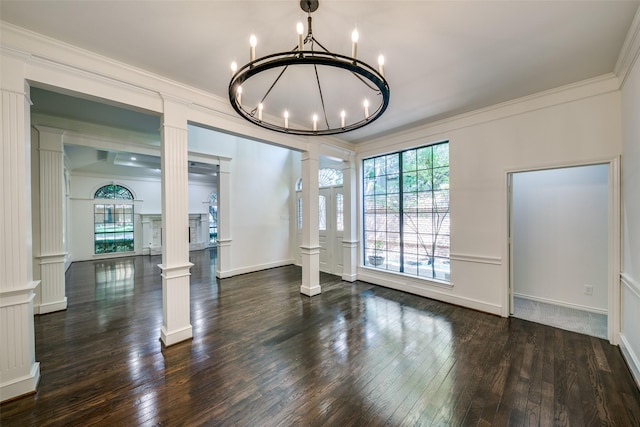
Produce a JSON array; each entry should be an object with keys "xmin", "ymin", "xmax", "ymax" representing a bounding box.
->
[
  {"xmin": 300, "ymin": 283, "xmax": 322, "ymax": 297},
  {"xmin": 160, "ymin": 325, "xmax": 193, "ymax": 347},
  {"xmin": 513, "ymin": 293, "xmax": 607, "ymax": 315},
  {"xmin": 158, "ymin": 262, "xmax": 194, "ymax": 280},
  {"xmin": 620, "ymin": 333, "xmax": 640, "ymax": 390},
  {"xmin": 2, "ymin": 23, "xmax": 340, "ymax": 154},
  {"xmin": 450, "ymin": 253, "xmax": 501, "ymax": 265},
  {"xmin": 621, "ymin": 273, "xmax": 640, "ymax": 299},
  {"xmin": 615, "ymin": 6, "xmax": 640, "ymax": 87}
]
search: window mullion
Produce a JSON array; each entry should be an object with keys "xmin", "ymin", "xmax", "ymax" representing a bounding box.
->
[{"xmin": 399, "ymin": 152, "xmax": 404, "ymax": 273}]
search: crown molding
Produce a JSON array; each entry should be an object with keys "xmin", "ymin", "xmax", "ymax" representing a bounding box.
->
[
  {"xmin": 614, "ymin": 5, "xmax": 640, "ymax": 87},
  {"xmin": 358, "ymin": 73, "xmax": 620, "ymax": 156},
  {"xmin": 2, "ymin": 21, "xmax": 357, "ymax": 154}
]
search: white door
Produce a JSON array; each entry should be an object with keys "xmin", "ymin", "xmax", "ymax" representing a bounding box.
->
[
  {"xmin": 318, "ymin": 188, "xmax": 331, "ymax": 273},
  {"xmin": 317, "ymin": 186, "xmax": 344, "ymax": 275}
]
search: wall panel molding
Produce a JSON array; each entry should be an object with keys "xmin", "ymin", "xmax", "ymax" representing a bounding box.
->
[{"xmin": 450, "ymin": 253, "xmax": 502, "ymax": 265}]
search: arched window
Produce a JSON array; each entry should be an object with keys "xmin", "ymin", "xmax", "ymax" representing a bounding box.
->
[
  {"xmin": 94, "ymin": 184, "xmax": 134, "ymax": 200},
  {"xmin": 94, "ymin": 184, "xmax": 135, "ymax": 254},
  {"xmin": 318, "ymin": 168, "xmax": 343, "ymax": 187},
  {"xmin": 295, "ymin": 168, "xmax": 343, "ymax": 191}
]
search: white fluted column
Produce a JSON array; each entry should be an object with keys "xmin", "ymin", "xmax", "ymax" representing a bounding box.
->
[
  {"xmin": 159, "ymin": 97, "xmax": 193, "ymax": 346},
  {"xmin": 0, "ymin": 58, "xmax": 40, "ymax": 402},
  {"xmin": 342, "ymin": 155, "xmax": 358, "ymax": 282},
  {"xmin": 216, "ymin": 158, "xmax": 232, "ymax": 279},
  {"xmin": 35, "ymin": 127, "xmax": 67, "ymax": 314},
  {"xmin": 300, "ymin": 144, "xmax": 321, "ymax": 296}
]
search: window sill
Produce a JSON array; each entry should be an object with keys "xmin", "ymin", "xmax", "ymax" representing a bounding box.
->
[{"xmin": 358, "ymin": 265, "xmax": 453, "ymax": 289}]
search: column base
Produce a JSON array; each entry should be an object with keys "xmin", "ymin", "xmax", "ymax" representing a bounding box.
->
[
  {"xmin": 300, "ymin": 284, "xmax": 322, "ymax": 297},
  {"xmin": 0, "ymin": 362, "xmax": 40, "ymax": 403},
  {"xmin": 341, "ymin": 273, "xmax": 357, "ymax": 282},
  {"xmin": 160, "ymin": 325, "xmax": 193, "ymax": 347}
]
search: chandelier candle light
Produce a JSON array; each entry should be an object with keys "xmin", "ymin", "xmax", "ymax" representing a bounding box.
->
[{"xmin": 228, "ymin": 0, "xmax": 390, "ymax": 136}]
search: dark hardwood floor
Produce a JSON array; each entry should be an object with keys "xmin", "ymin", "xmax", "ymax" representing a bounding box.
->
[{"xmin": 2, "ymin": 249, "xmax": 639, "ymax": 426}]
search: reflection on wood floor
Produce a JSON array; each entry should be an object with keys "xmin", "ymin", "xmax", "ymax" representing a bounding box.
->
[{"xmin": 2, "ymin": 248, "xmax": 639, "ymax": 426}]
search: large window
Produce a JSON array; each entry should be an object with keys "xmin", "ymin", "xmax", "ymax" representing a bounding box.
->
[
  {"xmin": 94, "ymin": 185, "xmax": 134, "ymax": 254},
  {"xmin": 363, "ymin": 142, "xmax": 450, "ymax": 281}
]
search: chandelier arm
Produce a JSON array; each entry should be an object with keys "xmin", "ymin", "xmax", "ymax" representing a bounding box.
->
[
  {"xmin": 258, "ymin": 64, "xmax": 290, "ymax": 108},
  {"xmin": 313, "ymin": 64, "xmax": 330, "ymax": 129},
  {"xmin": 310, "ymin": 37, "xmax": 330, "ymax": 54},
  {"xmin": 350, "ymin": 71, "xmax": 380, "ymax": 92},
  {"xmin": 311, "ymin": 37, "xmax": 379, "ymax": 92}
]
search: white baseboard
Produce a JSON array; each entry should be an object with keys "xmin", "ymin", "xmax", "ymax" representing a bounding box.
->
[
  {"xmin": 357, "ymin": 268, "xmax": 502, "ymax": 316},
  {"xmin": 620, "ymin": 333, "xmax": 640, "ymax": 390},
  {"xmin": 38, "ymin": 298, "xmax": 68, "ymax": 314},
  {"xmin": 218, "ymin": 259, "xmax": 296, "ymax": 279},
  {"xmin": 513, "ymin": 292, "xmax": 608, "ymax": 315}
]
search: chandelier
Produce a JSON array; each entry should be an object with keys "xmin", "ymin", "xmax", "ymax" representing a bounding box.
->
[{"xmin": 228, "ymin": 0, "xmax": 390, "ymax": 136}]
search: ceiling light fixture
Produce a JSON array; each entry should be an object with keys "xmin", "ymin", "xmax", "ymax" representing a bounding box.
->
[{"xmin": 228, "ymin": 0, "xmax": 390, "ymax": 136}]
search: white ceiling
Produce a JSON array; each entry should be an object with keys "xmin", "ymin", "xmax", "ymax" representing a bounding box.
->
[{"xmin": 2, "ymin": 0, "xmax": 639, "ymax": 143}]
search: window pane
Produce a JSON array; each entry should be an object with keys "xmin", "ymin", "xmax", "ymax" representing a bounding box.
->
[
  {"xmin": 402, "ymin": 149, "xmax": 416, "ymax": 172},
  {"xmin": 386, "ymin": 154, "xmax": 400, "ymax": 174},
  {"xmin": 336, "ymin": 193, "xmax": 344, "ymax": 232},
  {"xmin": 417, "ymin": 169, "xmax": 433, "ymax": 191},
  {"xmin": 375, "ymin": 157, "xmax": 386, "ymax": 176},
  {"xmin": 403, "ymin": 172, "xmax": 417, "ymax": 192},
  {"xmin": 433, "ymin": 143, "xmax": 449, "ymax": 167},
  {"xmin": 363, "ymin": 159, "xmax": 375, "ymax": 179},
  {"xmin": 318, "ymin": 195, "xmax": 326, "ymax": 231},
  {"xmin": 364, "ymin": 178, "xmax": 376, "ymax": 196},
  {"xmin": 417, "ymin": 146, "xmax": 433, "ymax": 169},
  {"xmin": 387, "ymin": 174, "xmax": 400, "ymax": 194}
]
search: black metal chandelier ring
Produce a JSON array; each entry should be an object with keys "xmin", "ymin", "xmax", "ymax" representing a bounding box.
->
[{"xmin": 228, "ymin": 51, "xmax": 390, "ymax": 136}]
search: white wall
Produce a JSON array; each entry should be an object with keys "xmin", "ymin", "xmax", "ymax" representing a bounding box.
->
[
  {"xmin": 358, "ymin": 78, "xmax": 622, "ymax": 316},
  {"xmin": 67, "ymin": 173, "xmax": 214, "ymax": 261},
  {"xmin": 620, "ymin": 45, "xmax": 640, "ymax": 385},
  {"xmin": 512, "ymin": 165, "xmax": 609, "ymax": 312},
  {"xmin": 188, "ymin": 125, "xmax": 296, "ymax": 274}
]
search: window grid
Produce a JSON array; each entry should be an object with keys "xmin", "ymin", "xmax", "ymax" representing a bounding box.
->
[
  {"xmin": 336, "ymin": 193, "xmax": 344, "ymax": 232},
  {"xmin": 363, "ymin": 142, "xmax": 450, "ymax": 281},
  {"xmin": 94, "ymin": 204, "xmax": 134, "ymax": 254},
  {"xmin": 94, "ymin": 184, "xmax": 135, "ymax": 254}
]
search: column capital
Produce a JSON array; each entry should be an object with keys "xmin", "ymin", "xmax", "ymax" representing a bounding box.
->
[
  {"xmin": 301, "ymin": 142, "xmax": 319, "ymax": 161},
  {"xmin": 161, "ymin": 94, "xmax": 190, "ymax": 130}
]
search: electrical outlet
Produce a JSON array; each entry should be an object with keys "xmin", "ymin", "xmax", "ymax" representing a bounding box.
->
[{"xmin": 584, "ymin": 284, "xmax": 593, "ymax": 295}]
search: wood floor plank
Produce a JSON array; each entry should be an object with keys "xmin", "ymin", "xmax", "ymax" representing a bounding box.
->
[{"xmin": 1, "ymin": 249, "xmax": 640, "ymax": 426}]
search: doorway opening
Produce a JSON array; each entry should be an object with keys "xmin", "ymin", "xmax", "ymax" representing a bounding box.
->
[{"xmin": 508, "ymin": 163, "xmax": 615, "ymax": 340}]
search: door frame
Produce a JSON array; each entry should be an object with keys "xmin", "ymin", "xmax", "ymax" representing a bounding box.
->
[{"xmin": 504, "ymin": 157, "xmax": 620, "ymax": 344}]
